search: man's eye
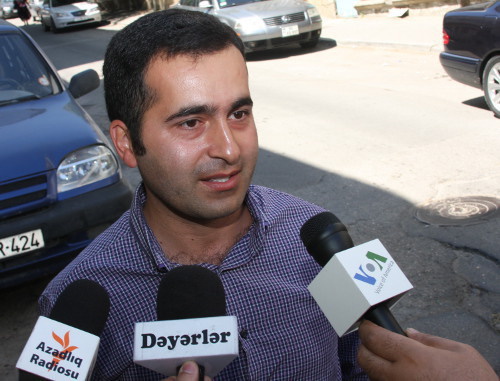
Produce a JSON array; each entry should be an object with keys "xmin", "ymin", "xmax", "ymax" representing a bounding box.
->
[
  {"xmin": 181, "ymin": 119, "xmax": 199, "ymax": 128},
  {"xmin": 230, "ymin": 110, "xmax": 248, "ymax": 120}
]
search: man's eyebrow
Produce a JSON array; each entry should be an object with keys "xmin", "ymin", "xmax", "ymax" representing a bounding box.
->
[
  {"xmin": 230, "ymin": 97, "xmax": 253, "ymax": 112},
  {"xmin": 165, "ymin": 97, "xmax": 253, "ymax": 123},
  {"xmin": 165, "ymin": 105, "xmax": 214, "ymax": 123}
]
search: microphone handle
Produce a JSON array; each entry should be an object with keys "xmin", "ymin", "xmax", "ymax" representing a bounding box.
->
[
  {"xmin": 364, "ymin": 304, "xmax": 407, "ymax": 336},
  {"xmin": 18, "ymin": 369, "xmax": 48, "ymax": 380}
]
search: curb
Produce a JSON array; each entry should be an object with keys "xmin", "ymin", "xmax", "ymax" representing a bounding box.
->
[
  {"xmin": 333, "ymin": 39, "xmax": 443, "ymax": 52},
  {"xmin": 320, "ymin": 17, "xmax": 444, "ymax": 53}
]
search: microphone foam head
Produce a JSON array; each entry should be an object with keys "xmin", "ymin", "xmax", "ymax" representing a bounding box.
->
[
  {"xmin": 49, "ymin": 279, "xmax": 110, "ymax": 336},
  {"xmin": 157, "ymin": 265, "xmax": 226, "ymax": 321},
  {"xmin": 300, "ymin": 211, "xmax": 354, "ymax": 267},
  {"xmin": 300, "ymin": 211, "xmax": 343, "ymax": 248}
]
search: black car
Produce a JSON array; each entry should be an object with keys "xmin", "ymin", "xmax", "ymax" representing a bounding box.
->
[
  {"xmin": 439, "ymin": 1, "xmax": 500, "ymax": 117},
  {"xmin": 0, "ymin": 20, "xmax": 132, "ymax": 288}
]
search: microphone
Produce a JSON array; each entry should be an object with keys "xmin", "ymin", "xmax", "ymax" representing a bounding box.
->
[
  {"xmin": 133, "ymin": 265, "xmax": 238, "ymax": 379},
  {"xmin": 300, "ymin": 212, "xmax": 412, "ymax": 337},
  {"xmin": 17, "ymin": 279, "xmax": 110, "ymax": 380}
]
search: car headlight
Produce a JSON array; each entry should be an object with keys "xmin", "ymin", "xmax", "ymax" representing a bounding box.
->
[
  {"xmin": 234, "ymin": 17, "xmax": 265, "ymax": 33},
  {"xmin": 307, "ymin": 7, "xmax": 320, "ymax": 18},
  {"xmin": 55, "ymin": 11, "xmax": 70, "ymax": 17},
  {"xmin": 57, "ymin": 145, "xmax": 118, "ymax": 193}
]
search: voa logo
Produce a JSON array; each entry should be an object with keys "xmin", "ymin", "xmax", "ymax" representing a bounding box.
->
[{"xmin": 353, "ymin": 251, "xmax": 388, "ymax": 285}]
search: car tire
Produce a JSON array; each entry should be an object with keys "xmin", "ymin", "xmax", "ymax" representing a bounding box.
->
[
  {"xmin": 300, "ymin": 38, "xmax": 319, "ymax": 49},
  {"xmin": 482, "ymin": 55, "xmax": 500, "ymax": 118},
  {"xmin": 50, "ymin": 18, "xmax": 58, "ymax": 33},
  {"xmin": 42, "ymin": 19, "xmax": 50, "ymax": 31}
]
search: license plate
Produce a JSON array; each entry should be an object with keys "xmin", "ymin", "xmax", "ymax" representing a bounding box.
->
[
  {"xmin": 74, "ymin": 16, "xmax": 89, "ymax": 22},
  {"xmin": 0, "ymin": 229, "xmax": 45, "ymax": 259},
  {"xmin": 281, "ymin": 25, "xmax": 299, "ymax": 38}
]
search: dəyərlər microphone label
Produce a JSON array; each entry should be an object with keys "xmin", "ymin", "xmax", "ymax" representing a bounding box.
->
[{"xmin": 133, "ymin": 315, "xmax": 239, "ymax": 378}]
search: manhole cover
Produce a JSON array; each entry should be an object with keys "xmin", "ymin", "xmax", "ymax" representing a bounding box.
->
[{"xmin": 415, "ymin": 196, "xmax": 500, "ymax": 226}]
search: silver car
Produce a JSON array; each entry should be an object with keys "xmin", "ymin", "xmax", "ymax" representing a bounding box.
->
[
  {"xmin": 0, "ymin": 0, "xmax": 18, "ymax": 19},
  {"xmin": 174, "ymin": 0, "xmax": 322, "ymax": 52},
  {"xmin": 40, "ymin": 0, "xmax": 101, "ymax": 32}
]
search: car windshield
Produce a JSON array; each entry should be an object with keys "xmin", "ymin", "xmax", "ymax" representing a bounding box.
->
[
  {"xmin": 0, "ymin": 32, "xmax": 59, "ymax": 106},
  {"xmin": 51, "ymin": 0, "xmax": 88, "ymax": 7},
  {"xmin": 217, "ymin": 0, "xmax": 267, "ymax": 8}
]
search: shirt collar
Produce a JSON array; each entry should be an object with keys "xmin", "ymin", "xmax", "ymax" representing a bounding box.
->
[{"xmin": 129, "ymin": 183, "xmax": 269, "ymax": 273}]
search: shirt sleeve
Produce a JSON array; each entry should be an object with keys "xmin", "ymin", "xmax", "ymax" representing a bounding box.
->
[
  {"xmin": 38, "ymin": 293, "xmax": 55, "ymax": 317},
  {"xmin": 338, "ymin": 330, "xmax": 369, "ymax": 380}
]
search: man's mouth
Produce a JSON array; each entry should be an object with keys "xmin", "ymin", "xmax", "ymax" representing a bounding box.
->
[{"xmin": 208, "ymin": 177, "xmax": 231, "ymax": 183}]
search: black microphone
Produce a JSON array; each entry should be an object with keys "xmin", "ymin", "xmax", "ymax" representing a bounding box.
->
[
  {"xmin": 157, "ymin": 265, "xmax": 226, "ymax": 381},
  {"xmin": 133, "ymin": 265, "xmax": 238, "ymax": 379},
  {"xmin": 300, "ymin": 211, "xmax": 407, "ymax": 336},
  {"xmin": 49, "ymin": 279, "xmax": 110, "ymax": 335},
  {"xmin": 17, "ymin": 279, "xmax": 110, "ymax": 380},
  {"xmin": 157, "ymin": 265, "xmax": 226, "ymax": 320}
]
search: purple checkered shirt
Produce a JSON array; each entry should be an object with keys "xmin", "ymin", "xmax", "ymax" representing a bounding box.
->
[{"xmin": 39, "ymin": 184, "xmax": 367, "ymax": 380}]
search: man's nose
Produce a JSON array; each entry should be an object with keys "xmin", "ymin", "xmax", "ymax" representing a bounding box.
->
[{"xmin": 207, "ymin": 120, "xmax": 241, "ymax": 164}]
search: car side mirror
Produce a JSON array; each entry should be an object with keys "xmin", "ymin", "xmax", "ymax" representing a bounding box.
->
[
  {"xmin": 68, "ymin": 69, "xmax": 100, "ymax": 99},
  {"xmin": 199, "ymin": 1, "xmax": 212, "ymax": 8}
]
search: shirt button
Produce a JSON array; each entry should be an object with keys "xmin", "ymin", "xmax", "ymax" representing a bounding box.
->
[{"xmin": 240, "ymin": 329, "xmax": 249, "ymax": 339}]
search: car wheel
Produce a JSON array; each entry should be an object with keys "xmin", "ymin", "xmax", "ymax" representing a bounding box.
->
[
  {"xmin": 50, "ymin": 18, "xmax": 58, "ymax": 33},
  {"xmin": 483, "ymin": 55, "xmax": 500, "ymax": 118},
  {"xmin": 42, "ymin": 19, "xmax": 50, "ymax": 32},
  {"xmin": 300, "ymin": 38, "xmax": 319, "ymax": 49}
]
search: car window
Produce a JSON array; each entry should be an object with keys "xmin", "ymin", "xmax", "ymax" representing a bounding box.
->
[
  {"xmin": 51, "ymin": 0, "xmax": 88, "ymax": 7},
  {"xmin": 180, "ymin": 0, "xmax": 198, "ymax": 6},
  {"xmin": 217, "ymin": 0, "xmax": 263, "ymax": 8},
  {"xmin": 0, "ymin": 32, "xmax": 60, "ymax": 105}
]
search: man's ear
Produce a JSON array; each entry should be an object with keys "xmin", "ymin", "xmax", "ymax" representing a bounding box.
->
[{"xmin": 109, "ymin": 120, "xmax": 138, "ymax": 168}]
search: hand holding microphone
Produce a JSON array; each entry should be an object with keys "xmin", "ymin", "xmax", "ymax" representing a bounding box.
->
[
  {"xmin": 357, "ymin": 320, "xmax": 498, "ymax": 381},
  {"xmin": 163, "ymin": 361, "xmax": 211, "ymax": 381}
]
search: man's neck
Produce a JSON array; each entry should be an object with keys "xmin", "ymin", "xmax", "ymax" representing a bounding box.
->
[{"xmin": 143, "ymin": 201, "xmax": 253, "ymax": 266}]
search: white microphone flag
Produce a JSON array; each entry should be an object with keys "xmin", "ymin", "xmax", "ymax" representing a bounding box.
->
[
  {"xmin": 16, "ymin": 316, "xmax": 100, "ymax": 380},
  {"xmin": 308, "ymin": 239, "xmax": 413, "ymax": 336}
]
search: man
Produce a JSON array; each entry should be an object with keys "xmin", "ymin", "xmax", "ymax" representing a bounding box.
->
[
  {"xmin": 358, "ymin": 320, "xmax": 498, "ymax": 380},
  {"xmin": 39, "ymin": 9, "xmax": 367, "ymax": 380}
]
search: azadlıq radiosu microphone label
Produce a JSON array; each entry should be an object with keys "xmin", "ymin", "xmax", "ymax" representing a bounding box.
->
[
  {"xmin": 308, "ymin": 239, "xmax": 413, "ymax": 337},
  {"xmin": 16, "ymin": 316, "xmax": 100, "ymax": 380},
  {"xmin": 133, "ymin": 316, "xmax": 238, "ymax": 378}
]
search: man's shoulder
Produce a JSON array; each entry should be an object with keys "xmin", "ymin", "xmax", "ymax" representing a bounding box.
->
[
  {"xmin": 39, "ymin": 211, "xmax": 138, "ymax": 312},
  {"xmin": 249, "ymin": 185, "xmax": 325, "ymax": 215},
  {"xmin": 77, "ymin": 209, "xmax": 134, "ymax": 262}
]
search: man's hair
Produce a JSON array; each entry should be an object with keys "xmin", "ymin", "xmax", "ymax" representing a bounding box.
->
[{"xmin": 103, "ymin": 9, "xmax": 245, "ymax": 156}]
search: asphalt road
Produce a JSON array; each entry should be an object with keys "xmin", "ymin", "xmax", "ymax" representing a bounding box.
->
[{"xmin": 1, "ymin": 13, "xmax": 499, "ymax": 379}]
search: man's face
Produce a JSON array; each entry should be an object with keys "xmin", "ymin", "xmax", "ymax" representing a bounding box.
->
[{"xmin": 133, "ymin": 46, "xmax": 258, "ymax": 223}]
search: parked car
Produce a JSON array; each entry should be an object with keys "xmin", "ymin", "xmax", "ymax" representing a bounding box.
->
[
  {"xmin": 40, "ymin": 0, "xmax": 101, "ymax": 33},
  {"xmin": 439, "ymin": 0, "xmax": 500, "ymax": 117},
  {"xmin": 173, "ymin": 0, "xmax": 322, "ymax": 53},
  {"xmin": 0, "ymin": 19, "xmax": 132, "ymax": 288},
  {"xmin": 0, "ymin": 0, "xmax": 18, "ymax": 19}
]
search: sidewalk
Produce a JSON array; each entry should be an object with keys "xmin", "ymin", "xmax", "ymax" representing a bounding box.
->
[{"xmin": 320, "ymin": 5, "xmax": 457, "ymax": 52}]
